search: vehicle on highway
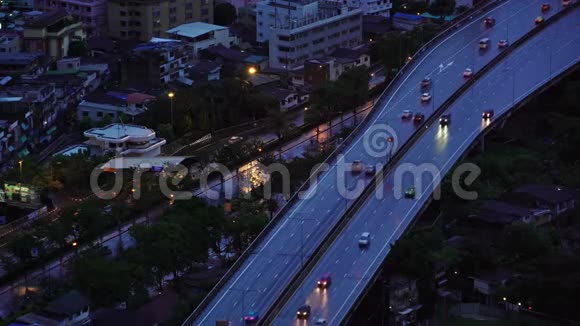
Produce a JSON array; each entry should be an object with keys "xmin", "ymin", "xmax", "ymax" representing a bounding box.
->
[
  {"xmin": 498, "ymin": 39, "xmax": 509, "ymax": 48},
  {"xmin": 405, "ymin": 186, "xmax": 416, "ymax": 199},
  {"xmin": 365, "ymin": 164, "xmax": 376, "ymax": 176},
  {"xmin": 541, "ymin": 3, "xmax": 550, "ymax": 11},
  {"xmin": 535, "ymin": 16, "xmax": 544, "ymax": 24},
  {"xmin": 479, "ymin": 37, "xmax": 490, "ymax": 49},
  {"xmin": 413, "ymin": 113, "xmax": 425, "ymax": 123},
  {"xmin": 482, "ymin": 110, "xmax": 494, "ymax": 120},
  {"xmin": 297, "ymin": 305, "xmax": 311, "ymax": 319},
  {"xmin": 420, "ymin": 77, "xmax": 431, "ymax": 88},
  {"xmin": 463, "ymin": 68, "xmax": 473, "ymax": 77},
  {"xmin": 563, "ymin": 0, "xmax": 570, "ymax": 6},
  {"xmin": 401, "ymin": 110, "xmax": 413, "ymax": 119},
  {"xmin": 228, "ymin": 136, "xmax": 243, "ymax": 144},
  {"xmin": 351, "ymin": 160, "xmax": 364, "ymax": 173},
  {"xmin": 483, "ymin": 17, "xmax": 495, "ymax": 27},
  {"xmin": 316, "ymin": 318, "xmax": 328, "ymax": 325},
  {"xmin": 420, "ymin": 93, "xmax": 432, "ymax": 102},
  {"xmin": 359, "ymin": 232, "xmax": 371, "ymax": 247},
  {"xmin": 317, "ymin": 273, "xmax": 332, "ymax": 289},
  {"xmin": 440, "ymin": 114, "xmax": 451, "ymax": 127},
  {"xmin": 243, "ymin": 311, "xmax": 259, "ymax": 324}
]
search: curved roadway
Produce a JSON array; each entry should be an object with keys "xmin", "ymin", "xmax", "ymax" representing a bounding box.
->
[
  {"xmin": 273, "ymin": 5, "xmax": 580, "ymax": 325},
  {"xmin": 192, "ymin": 0, "xmax": 570, "ymax": 324}
]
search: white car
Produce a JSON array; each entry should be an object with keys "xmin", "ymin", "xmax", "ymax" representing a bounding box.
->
[
  {"xmin": 359, "ymin": 232, "xmax": 371, "ymax": 247},
  {"xmin": 498, "ymin": 39, "xmax": 509, "ymax": 48},
  {"xmin": 401, "ymin": 110, "xmax": 413, "ymax": 119},
  {"xmin": 463, "ymin": 68, "xmax": 473, "ymax": 77},
  {"xmin": 316, "ymin": 318, "xmax": 327, "ymax": 325},
  {"xmin": 420, "ymin": 93, "xmax": 431, "ymax": 102},
  {"xmin": 228, "ymin": 136, "xmax": 243, "ymax": 144}
]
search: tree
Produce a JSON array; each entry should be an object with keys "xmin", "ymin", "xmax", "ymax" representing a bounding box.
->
[
  {"xmin": 70, "ymin": 245, "xmax": 131, "ymax": 306},
  {"xmin": 214, "ymin": 3, "xmax": 237, "ymax": 26},
  {"xmin": 68, "ymin": 40, "xmax": 88, "ymax": 57},
  {"xmin": 501, "ymin": 222, "xmax": 554, "ymax": 264},
  {"xmin": 157, "ymin": 123, "xmax": 175, "ymax": 141},
  {"xmin": 429, "ymin": 0, "xmax": 456, "ymax": 17},
  {"xmin": 335, "ymin": 66, "xmax": 371, "ymax": 111}
]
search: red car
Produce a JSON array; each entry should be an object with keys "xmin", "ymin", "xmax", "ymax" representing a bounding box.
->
[
  {"xmin": 484, "ymin": 17, "xmax": 495, "ymax": 27},
  {"xmin": 563, "ymin": 0, "xmax": 570, "ymax": 6},
  {"xmin": 541, "ymin": 3, "xmax": 550, "ymax": 11}
]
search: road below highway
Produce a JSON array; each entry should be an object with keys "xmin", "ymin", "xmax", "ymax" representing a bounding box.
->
[{"xmin": 272, "ymin": 5, "xmax": 580, "ymax": 324}]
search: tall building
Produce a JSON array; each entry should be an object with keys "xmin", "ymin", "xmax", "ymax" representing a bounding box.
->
[
  {"xmin": 22, "ymin": 11, "xmax": 86, "ymax": 60},
  {"xmin": 33, "ymin": 0, "xmax": 108, "ymax": 37},
  {"xmin": 120, "ymin": 40, "xmax": 192, "ymax": 88},
  {"xmin": 262, "ymin": 0, "xmax": 363, "ymax": 69},
  {"xmin": 107, "ymin": 0, "xmax": 214, "ymax": 42}
]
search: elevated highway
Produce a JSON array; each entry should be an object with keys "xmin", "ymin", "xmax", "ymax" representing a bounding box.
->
[
  {"xmin": 270, "ymin": 4, "xmax": 580, "ymax": 325},
  {"xmin": 185, "ymin": 0, "xmax": 575, "ymax": 324}
]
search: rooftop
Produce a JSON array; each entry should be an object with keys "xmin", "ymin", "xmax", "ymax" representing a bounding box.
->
[
  {"xmin": 189, "ymin": 61, "xmax": 221, "ymax": 76},
  {"xmin": 393, "ymin": 12, "xmax": 424, "ymax": 22},
  {"xmin": 84, "ymin": 123, "xmax": 156, "ymax": 141},
  {"xmin": 331, "ymin": 47, "xmax": 368, "ymax": 61},
  {"xmin": 203, "ymin": 44, "xmax": 248, "ymax": 63},
  {"xmin": 131, "ymin": 40, "xmax": 185, "ymax": 54},
  {"xmin": 0, "ymin": 52, "xmax": 44, "ymax": 66},
  {"xmin": 244, "ymin": 55, "xmax": 269, "ymax": 64},
  {"xmin": 512, "ymin": 184, "xmax": 574, "ymax": 204},
  {"xmin": 102, "ymin": 156, "xmax": 193, "ymax": 169},
  {"xmin": 166, "ymin": 22, "xmax": 228, "ymax": 39},
  {"xmin": 421, "ymin": 12, "xmax": 457, "ymax": 21},
  {"xmin": 24, "ymin": 10, "xmax": 69, "ymax": 28},
  {"xmin": 45, "ymin": 290, "xmax": 90, "ymax": 316},
  {"xmin": 53, "ymin": 144, "xmax": 89, "ymax": 157}
]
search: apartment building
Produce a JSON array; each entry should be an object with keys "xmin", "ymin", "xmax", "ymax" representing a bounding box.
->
[
  {"xmin": 166, "ymin": 22, "xmax": 238, "ymax": 56},
  {"xmin": 107, "ymin": 0, "xmax": 214, "ymax": 42},
  {"xmin": 22, "ymin": 11, "xmax": 86, "ymax": 59},
  {"xmin": 0, "ymin": 52, "xmax": 51, "ymax": 78},
  {"xmin": 120, "ymin": 40, "xmax": 191, "ymax": 88},
  {"xmin": 33, "ymin": 0, "xmax": 107, "ymax": 36},
  {"xmin": 0, "ymin": 34, "xmax": 21, "ymax": 54},
  {"xmin": 264, "ymin": 0, "xmax": 363, "ymax": 69}
]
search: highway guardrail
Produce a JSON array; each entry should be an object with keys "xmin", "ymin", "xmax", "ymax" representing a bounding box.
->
[
  {"xmin": 261, "ymin": 2, "xmax": 580, "ymax": 324},
  {"xmin": 182, "ymin": 0, "xmax": 505, "ymax": 323}
]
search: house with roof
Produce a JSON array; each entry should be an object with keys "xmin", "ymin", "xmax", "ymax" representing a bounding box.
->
[
  {"xmin": 471, "ymin": 269, "xmax": 520, "ymax": 304},
  {"xmin": 388, "ymin": 274, "xmax": 422, "ymax": 326},
  {"xmin": 15, "ymin": 290, "xmax": 91, "ymax": 325},
  {"xmin": 469, "ymin": 200, "xmax": 552, "ymax": 228},
  {"xmin": 393, "ymin": 12, "xmax": 425, "ymax": 31},
  {"xmin": 78, "ymin": 91, "xmax": 156, "ymax": 123},
  {"xmin": 502, "ymin": 184, "xmax": 575, "ymax": 223},
  {"xmin": 188, "ymin": 61, "xmax": 221, "ymax": 83},
  {"xmin": 200, "ymin": 44, "xmax": 248, "ymax": 69},
  {"xmin": 0, "ymin": 52, "xmax": 52, "ymax": 78},
  {"xmin": 22, "ymin": 10, "xmax": 85, "ymax": 59},
  {"xmin": 165, "ymin": 22, "xmax": 238, "ymax": 56},
  {"xmin": 363, "ymin": 15, "xmax": 391, "ymax": 41},
  {"xmin": 244, "ymin": 55, "xmax": 269, "ymax": 71},
  {"xmin": 84, "ymin": 123, "xmax": 166, "ymax": 157}
]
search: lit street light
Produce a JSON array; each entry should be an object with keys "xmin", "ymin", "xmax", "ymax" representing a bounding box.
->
[
  {"xmin": 168, "ymin": 92, "xmax": 175, "ymax": 127},
  {"xmin": 248, "ymin": 66, "xmax": 257, "ymax": 74},
  {"xmin": 18, "ymin": 160, "xmax": 23, "ymax": 182}
]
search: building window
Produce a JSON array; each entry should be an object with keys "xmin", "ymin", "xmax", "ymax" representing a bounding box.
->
[
  {"xmin": 121, "ymin": 31, "xmax": 127, "ymax": 37},
  {"xmin": 169, "ymin": 7, "xmax": 176, "ymax": 13},
  {"xmin": 82, "ymin": 111, "xmax": 89, "ymax": 117},
  {"xmin": 153, "ymin": 10, "xmax": 160, "ymax": 17},
  {"xmin": 186, "ymin": 12, "xmax": 193, "ymax": 19},
  {"xmin": 86, "ymin": 6, "xmax": 91, "ymax": 12},
  {"xmin": 121, "ymin": 21, "xmax": 127, "ymax": 26},
  {"xmin": 108, "ymin": 113, "xmax": 115, "ymax": 118},
  {"xmin": 120, "ymin": 11, "xmax": 126, "ymax": 16},
  {"xmin": 202, "ymin": 0, "xmax": 208, "ymax": 5},
  {"xmin": 185, "ymin": 2, "xmax": 192, "ymax": 9},
  {"xmin": 202, "ymin": 8, "xmax": 208, "ymax": 15},
  {"xmin": 97, "ymin": 112, "xmax": 103, "ymax": 117},
  {"xmin": 170, "ymin": 16, "xmax": 177, "ymax": 23}
]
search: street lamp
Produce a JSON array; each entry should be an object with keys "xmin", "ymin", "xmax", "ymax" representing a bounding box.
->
[
  {"xmin": 248, "ymin": 66, "xmax": 257, "ymax": 74},
  {"xmin": 168, "ymin": 92, "xmax": 175, "ymax": 127},
  {"xmin": 18, "ymin": 160, "xmax": 23, "ymax": 181}
]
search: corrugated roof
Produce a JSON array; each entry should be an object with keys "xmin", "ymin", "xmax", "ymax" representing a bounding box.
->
[{"xmin": 166, "ymin": 22, "xmax": 228, "ymax": 39}]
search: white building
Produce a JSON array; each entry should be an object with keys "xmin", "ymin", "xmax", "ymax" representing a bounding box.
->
[
  {"xmin": 256, "ymin": 0, "xmax": 319, "ymax": 43},
  {"xmin": 84, "ymin": 123, "xmax": 166, "ymax": 157},
  {"xmin": 262, "ymin": 0, "xmax": 363, "ymax": 69},
  {"xmin": 166, "ymin": 22, "xmax": 238, "ymax": 56},
  {"xmin": 77, "ymin": 92, "xmax": 156, "ymax": 123},
  {"xmin": 346, "ymin": 0, "xmax": 391, "ymax": 17}
]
